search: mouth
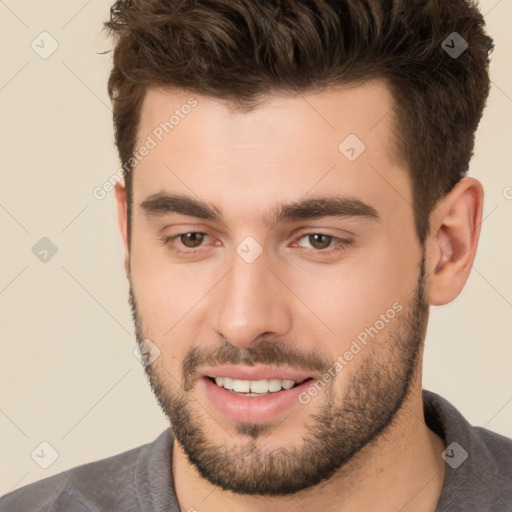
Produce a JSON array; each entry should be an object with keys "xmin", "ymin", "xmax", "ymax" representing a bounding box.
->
[
  {"xmin": 198, "ymin": 366, "xmax": 316, "ymax": 424},
  {"xmin": 206, "ymin": 376, "xmax": 312, "ymax": 397}
]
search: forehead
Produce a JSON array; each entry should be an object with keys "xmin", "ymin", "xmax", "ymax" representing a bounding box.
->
[
  {"xmin": 132, "ymin": 81, "xmax": 411, "ymax": 226},
  {"xmin": 138, "ymin": 81, "xmax": 397, "ymax": 150}
]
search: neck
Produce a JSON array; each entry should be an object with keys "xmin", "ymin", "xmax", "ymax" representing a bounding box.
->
[{"xmin": 171, "ymin": 377, "xmax": 446, "ymax": 512}]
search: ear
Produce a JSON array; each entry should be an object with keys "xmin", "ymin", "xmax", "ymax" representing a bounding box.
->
[
  {"xmin": 115, "ymin": 182, "xmax": 130, "ymax": 278},
  {"xmin": 425, "ymin": 177, "xmax": 484, "ymax": 306}
]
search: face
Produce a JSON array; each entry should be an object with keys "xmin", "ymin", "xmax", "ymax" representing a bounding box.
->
[{"xmin": 124, "ymin": 81, "xmax": 428, "ymax": 495}]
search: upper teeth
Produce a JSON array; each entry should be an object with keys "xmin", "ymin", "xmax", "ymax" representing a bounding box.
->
[{"xmin": 214, "ymin": 377, "xmax": 296, "ymax": 393}]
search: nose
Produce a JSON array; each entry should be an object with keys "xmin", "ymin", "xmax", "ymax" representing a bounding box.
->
[{"xmin": 212, "ymin": 249, "xmax": 292, "ymax": 349}]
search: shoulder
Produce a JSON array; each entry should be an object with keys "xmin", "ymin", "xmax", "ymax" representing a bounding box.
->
[
  {"xmin": 423, "ymin": 390, "xmax": 512, "ymax": 510},
  {"xmin": 471, "ymin": 426, "xmax": 512, "ymax": 483},
  {"xmin": 0, "ymin": 437, "xmax": 159, "ymax": 512},
  {"xmin": 446, "ymin": 426, "xmax": 512, "ymax": 510},
  {"xmin": 473, "ymin": 424, "xmax": 512, "ymax": 453}
]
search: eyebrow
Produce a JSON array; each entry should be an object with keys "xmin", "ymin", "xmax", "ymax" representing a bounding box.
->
[{"xmin": 140, "ymin": 192, "xmax": 380, "ymax": 226}]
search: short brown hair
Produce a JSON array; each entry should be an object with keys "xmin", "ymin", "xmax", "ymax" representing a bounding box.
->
[{"xmin": 105, "ymin": 0, "xmax": 493, "ymax": 243}]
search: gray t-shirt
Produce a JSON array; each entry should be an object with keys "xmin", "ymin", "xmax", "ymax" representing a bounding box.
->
[{"xmin": 1, "ymin": 390, "xmax": 511, "ymax": 511}]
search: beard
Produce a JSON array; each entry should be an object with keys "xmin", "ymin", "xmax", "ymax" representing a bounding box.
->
[{"xmin": 129, "ymin": 252, "xmax": 428, "ymax": 496}]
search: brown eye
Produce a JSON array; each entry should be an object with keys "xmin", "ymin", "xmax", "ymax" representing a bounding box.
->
[
  {"xmin": 307, "ymin": 234, "xmax": 333, "ymax": 250},
  {"xmin": 294, "ymin": 233, "xmax": 353, "ymax": 257},
  {"xmin": 180, "ymin": 232, "xmax": 205, "ymax": 248}
]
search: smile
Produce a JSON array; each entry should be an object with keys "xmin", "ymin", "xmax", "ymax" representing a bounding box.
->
[
  {"xmin": 199, "ymin": 366, "xmax": 316, "ymax": 423},
  {"xmin": 209, "ymin": 376, "xmax": 310, "ymax": 396}
]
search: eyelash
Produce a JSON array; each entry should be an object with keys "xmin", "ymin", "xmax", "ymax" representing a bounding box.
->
[{"xmin": 160, "ymin": 232, "xmax": 353, "ymax": 258}]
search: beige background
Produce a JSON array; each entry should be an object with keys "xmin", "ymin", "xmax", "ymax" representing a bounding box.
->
[{"xmin": 1, "ymin": 0, "xmax": 511, "ymax": 495}]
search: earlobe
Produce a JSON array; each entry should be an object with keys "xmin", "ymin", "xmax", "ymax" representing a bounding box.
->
[
  {"xmin": 425, "ymin": 178, "xmax": 484, "ymax": 306},
  {"xmin": 114, "ymin": 183, "xmax": 130, "ymax": 278}
]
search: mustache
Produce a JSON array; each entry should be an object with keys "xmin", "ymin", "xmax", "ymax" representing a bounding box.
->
[{"xmin": 181, "ymin": 339, "xmax": 331, "ymax": 390}]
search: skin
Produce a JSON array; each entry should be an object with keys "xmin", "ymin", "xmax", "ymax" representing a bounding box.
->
[{"xmin": 115, "ymin": 80, "xmax": 483, "ymax": 511}]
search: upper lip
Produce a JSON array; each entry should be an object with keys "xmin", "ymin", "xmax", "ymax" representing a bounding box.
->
[{"xmin": 200, "ymin": 365, "xmax": 313, "ymax": 382}]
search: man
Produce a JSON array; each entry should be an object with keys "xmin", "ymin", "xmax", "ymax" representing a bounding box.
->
[{"xmin": 1, "ymin": 0, "xmax": 511, "ymax": 510}]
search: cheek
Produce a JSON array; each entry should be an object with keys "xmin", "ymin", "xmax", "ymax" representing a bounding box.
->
[
  {"xmin": 129, "ymin": 241, "xmax": 191, "ymax": 334},
  {"xmin": 129, "ymin": 238, "xmax": 224, "ymax": 363},
  {"xmin": 291, "ymin": 242, "xmax": 417, "ymax": 356},
  {"xmin": 130, "ymin": 232, "xmax": 206, "ymax": 297}
]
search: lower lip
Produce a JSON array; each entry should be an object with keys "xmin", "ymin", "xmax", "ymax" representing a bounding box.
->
[{"xmin": 201, "ymin": 377, "xmax": 313, "ymax": 423}]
